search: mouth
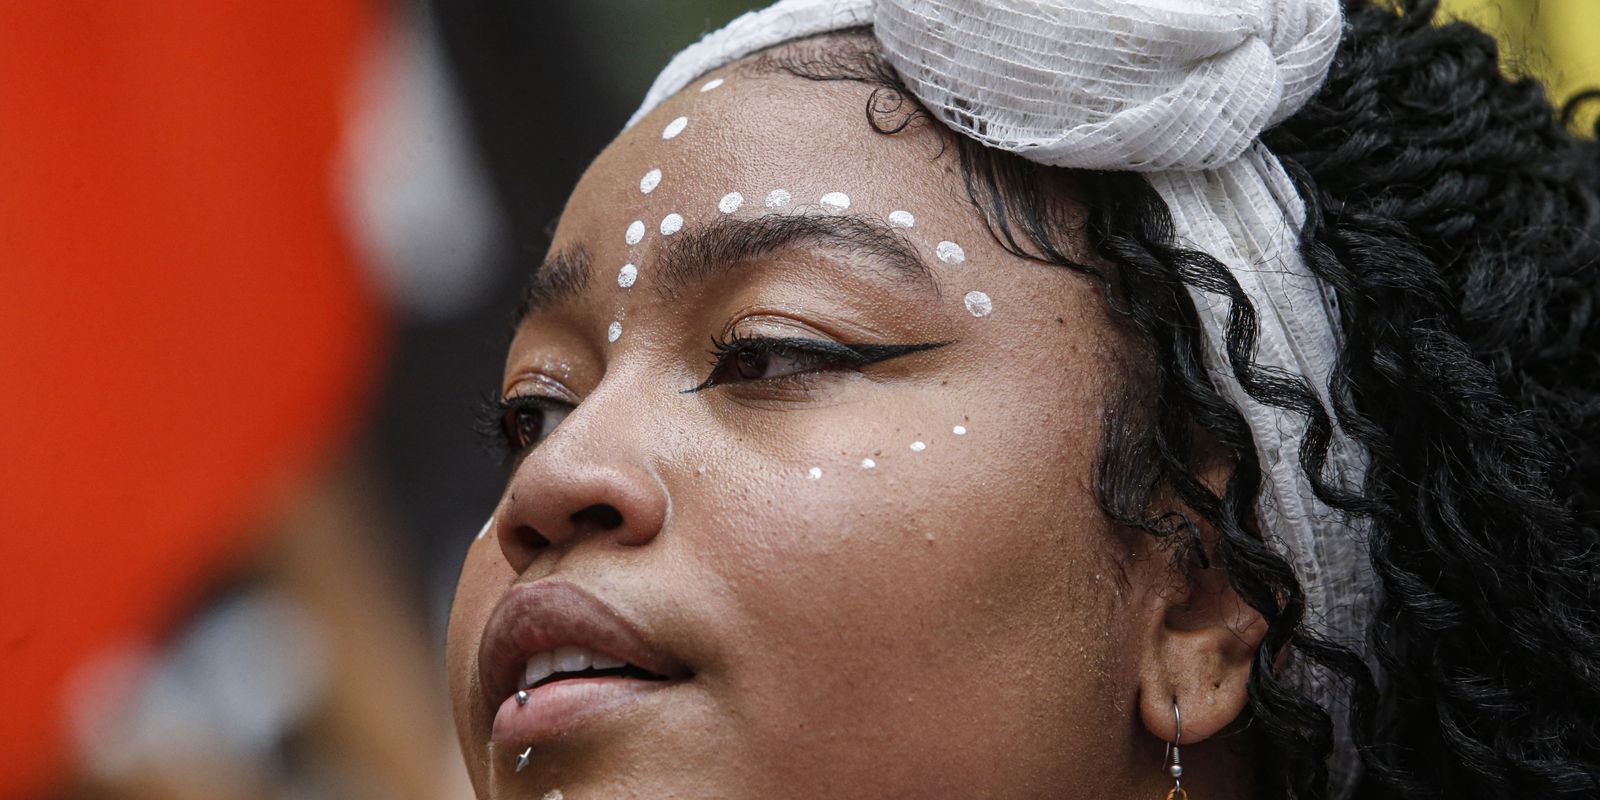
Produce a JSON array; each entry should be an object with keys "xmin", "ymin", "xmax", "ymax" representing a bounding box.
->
[
  {"xmin": 477, "ymin": 580, "xmax": 692, "ymax": 751},
  {"xmin": 518, "ymin": 646, "xmax": 673, "ymax": 691}
]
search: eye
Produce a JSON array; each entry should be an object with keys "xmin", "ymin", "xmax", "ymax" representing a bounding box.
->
[
  {"xmin": 688, "ymin": 334, "xmax": 950, "ymax": 393},
  {"xmin": 499, "ymin": 395, "xmax": 573, "ymax": 451},
  {"xmin": 717, "ymin": 340, "xmax": 838, "ymax": 384}
]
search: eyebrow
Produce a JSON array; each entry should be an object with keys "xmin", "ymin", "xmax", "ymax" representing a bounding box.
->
[
  {"xmin": 514, "ymin": 214, "xmax": 938, "ymax": 326},
  {"xmin": 515, "ymin": 245, "xmax": 591, "ymax": 322},
  {"xmin": 652, "ymin": 213, "xmax": 938, "ymax": 302}
]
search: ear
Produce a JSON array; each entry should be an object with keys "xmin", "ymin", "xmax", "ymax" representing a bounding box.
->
[{"xmin": 1135, "ymin": 556, "xmax": 1266, "ymax": 745}]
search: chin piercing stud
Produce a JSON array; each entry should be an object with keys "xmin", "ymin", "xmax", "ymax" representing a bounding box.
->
[
  {"xmin": 515, "ymin": 747, "xmax": 532, "ymax": 773},
  {"xmin": 516, "ymin": 690, "xmax": 529, "ymax": 706}
]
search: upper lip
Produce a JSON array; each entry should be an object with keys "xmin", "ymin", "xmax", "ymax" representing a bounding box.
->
[{"xmin": 477, "ymin": 579, "xmax": 690, "ymax": 711}]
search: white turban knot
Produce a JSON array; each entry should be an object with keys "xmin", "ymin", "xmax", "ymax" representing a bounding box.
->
[{"xmin": 875, "ymin": 0, "xmax": 1342, "ymax": 170}]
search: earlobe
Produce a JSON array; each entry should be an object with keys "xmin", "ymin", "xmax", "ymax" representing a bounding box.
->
[
  {"xmin": 1135, "ymin": 564, "xmax": 1267, "ymax": 746},
  {"xmin": 1129, "ymin": 430, "xmax": 1266, "ymax": 747}
]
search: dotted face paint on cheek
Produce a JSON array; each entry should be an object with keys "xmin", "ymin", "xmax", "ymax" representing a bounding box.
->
[
  {"xmin": 953, "ymin": 425, "xmax": 968, "ymax": 435},
  {"xmin": 718, "ymin": 192, "xmax": 744, "ymax": 213},
  {"xmin": 618, "ymin": 263, "xmax": 638, "ymax": 288},
  {"xmin": 861, "ymin": 458, "xmax": 876, "ymax": 469},
  {"xmin": 819, "ymin": 191, "xmax": 850, "ymax": 211},
  {"xmin": 764, "ymin": 188, "xmax": 792, "ymax": 208},
  {"xmin": 935, "ymin": 241, "xmax": 966, "ymax": 264},
  {"xmin": 910, "ymin": 441, "xmax": 927, "ymax": 452},
  {"xmin": 607, "ymin": 321, "xmax": 623, "ymax": 342},
  {"xmin": 808, "ymin": 467, "xmax": 823, "ymax": 481},
  {"xmin": 964, "ymin": 291, "xmax": 993, "ymax": 317},
  {"xmin": 662, "ymin": 116, "xmax": 689, "ymax": 139},
  {"xmin": 625, "ymin": 220, "xmax": 645, "ymax": 246},
  {"xmin": 660, "ymin": 213, "xmax": 684, "ymax": 236},
  {"xmin": 640, "ymin": 168, "xmax": 662, "ymax": 194},
  {"xmin": 699, "ymin": 78, "xmax": 724, "ymax": 92},
  {"xmin": 888, "ymin": 209, "xmax": 915, "ymax": 228}
]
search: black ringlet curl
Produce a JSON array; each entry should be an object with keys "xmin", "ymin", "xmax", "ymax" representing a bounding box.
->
[{"xmin": 759, "ymin": 0, "xmax": 1600, "ymax": 797}]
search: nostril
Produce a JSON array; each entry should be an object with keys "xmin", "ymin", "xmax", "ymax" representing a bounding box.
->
[
  {"xmin": 570, "ymin": 503, "xmax": 624, "ymax": 533},
  {"xmin": 516, "ymin": 525, "xmax": 551, "ymax": 551}
]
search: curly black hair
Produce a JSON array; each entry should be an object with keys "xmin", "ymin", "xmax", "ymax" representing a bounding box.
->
[{"xmin": 764, "ymin": 1, "xmax": 1600, "ymax": 797}]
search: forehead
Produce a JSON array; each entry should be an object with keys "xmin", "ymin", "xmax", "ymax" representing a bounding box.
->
[{"xmin": 555, "ymin": 49, "xmax": 960, "ymax": 248}]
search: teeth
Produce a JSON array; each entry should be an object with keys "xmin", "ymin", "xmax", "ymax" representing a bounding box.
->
[
  {"xmin": 522, "ymin": 651, "xmax": 553, "ymax": 689},
  {"xmin": 553, "ymin": 645, "xmax": 591, "ymax": 673},
  {"xmin": 521, "ymin": 647, "xmax": 635, "ymax": 690}
]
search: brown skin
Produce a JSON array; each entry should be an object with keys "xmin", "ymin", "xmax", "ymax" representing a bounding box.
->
[{"xmin": 447, "ymin": 53, "xmax": 1267, "ymax": 800}]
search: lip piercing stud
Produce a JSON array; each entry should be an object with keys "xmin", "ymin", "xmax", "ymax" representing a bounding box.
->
[
  {"xmin": 516, "ymin": 690, "xmax": 529, "ymax": 706},
  {"xmin": 515, "ymin": 747, "xmax": 532, "ymax": 773}
]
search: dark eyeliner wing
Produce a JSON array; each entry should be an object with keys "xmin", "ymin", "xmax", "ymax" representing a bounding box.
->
[{"xmin": 684, "ymin": 337, "xmax": 950, "ymax": 393}]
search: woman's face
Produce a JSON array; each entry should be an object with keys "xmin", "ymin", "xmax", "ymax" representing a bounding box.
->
[{"xmin": 448, "ymin": 55, "xmax": 1165, "ymax": 800}]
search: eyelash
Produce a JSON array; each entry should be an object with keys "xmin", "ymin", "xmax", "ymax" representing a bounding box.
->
[
  {"xmin": 686, "ymin": 332, "xmax": 946, "ymax": 393},
  {"xmin": 476, "ymin": 392, "xmax": 574, "ymax": 460},
  {"xmin": 476, "ymin": 335, "xmax": 948, "ymax": 458}
]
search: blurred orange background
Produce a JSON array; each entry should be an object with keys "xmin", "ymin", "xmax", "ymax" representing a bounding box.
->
[{"xmin": 1, "ymin": 2, "xmax": 381, "ymax": 796}]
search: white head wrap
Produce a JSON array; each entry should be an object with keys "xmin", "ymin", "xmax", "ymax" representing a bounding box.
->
[{"xmin": 628, "ymin": 0, "xmax": 1375, "ymax": 793}]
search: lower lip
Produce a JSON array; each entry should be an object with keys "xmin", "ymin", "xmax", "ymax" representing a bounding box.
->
[{"xmin": 490, "ymin": 676, "xmax": 677, "ymax": 747}]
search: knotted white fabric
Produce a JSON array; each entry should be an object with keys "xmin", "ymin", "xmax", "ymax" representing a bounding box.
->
[
  {"xmin": 875, "ymin": 0, "xmax": 1342, "ymax": 170},
  {"xmin": 627, "ymin": 1, "xmax": 1375, "ymax": 794}
]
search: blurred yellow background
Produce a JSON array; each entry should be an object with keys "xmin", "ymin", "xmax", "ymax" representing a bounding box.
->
[{"xmin": 1441, "ymin": 0, "xmax": 1600, "ymax": 130}]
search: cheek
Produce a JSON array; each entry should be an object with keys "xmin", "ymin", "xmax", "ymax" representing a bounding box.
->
[
  {"xmin": 675, "ymin": 386, "xmax": 1128, "ymax": 786},
  {"xmin": 446, "ymin": 533, "xmax": 516, "ymax": 778}
]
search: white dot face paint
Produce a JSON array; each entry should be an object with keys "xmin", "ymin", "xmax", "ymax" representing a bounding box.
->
[
  {"xmin": 808, "ymin": 467, "xmax": 823, "ymax": 481},
  {"xmin": 617, "ymin": 263, "xmax": 638, "ymax": 288},
  {"xmin": 625, "ymin": 220, "xmax": 645, "ymax": 245},
  {"xmin": 861, "ymin": 458, "xmax": 876, "ymax": 470},
  {"xmin": 699, "ymin": 78, "xmax": 724, "ymax": 92},
  {"xmin": 764, "ymin": 188, "xmax": 792, "ymax": 208},
  {"xmin": 718, "ymin": 191, "xmax": 744, "ymax": 214},
  {"xmin": 639, "ymin": 168, "xmax": 661, "ymax": 194},
  {"xmin": 935, "ymin": 240, "xmax": 966, "ymax": 264},
  {"xmin": 953, "ymin": 424, "xmax": 968, "ymax": 435},
  {"xmin": 607, "ymin": 321, "xmax": 622, "ymax": 342},
  {"xmin": 964, "ymin": 290, "xmax": 993, "ymax": 317},
  {"xmin": 662, "ymin": 116, "xmax": 688, "ymax": 139},
  {"xmin": 819, "ymin": 191, "xmax": 850, "ymax": 211},
  {"xmin": 910, "ymin": 441, "xmax": 927, "ymax": 452},
  {"xmin": 541, "ymin": 791, "xmax": 564, "ymax": 800},
  {"xmin": 888, "ymin": 209, "xmax": 915, "ymax": 228},
  {"xmin": 660, "ymin": 213, "xmax": 684, "ymax": 236},
  {"xmin": 475, "ymin": 517, "xmax": 493, "ymax": 541}
]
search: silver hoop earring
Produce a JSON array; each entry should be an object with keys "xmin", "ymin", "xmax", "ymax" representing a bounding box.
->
[{"xmin": 1163, "ymin": 699, "xmax": 1187, "ymax": 799}]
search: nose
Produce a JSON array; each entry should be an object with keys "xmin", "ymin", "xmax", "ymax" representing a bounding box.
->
[{"xmin": 492, "ymin": 428, "xmax": 668, "ymax": 575}]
